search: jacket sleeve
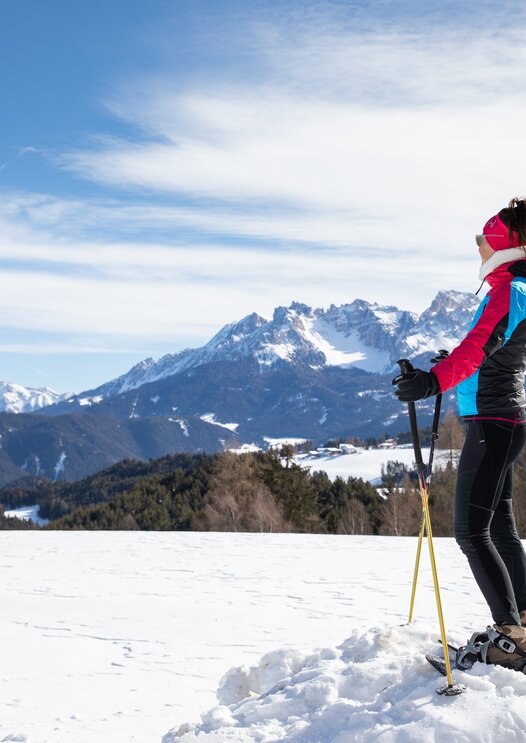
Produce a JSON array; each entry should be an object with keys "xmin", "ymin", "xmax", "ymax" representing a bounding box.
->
[{"xmin": 431, "ymin": 284, "xmax": 511, "ymax": 393}]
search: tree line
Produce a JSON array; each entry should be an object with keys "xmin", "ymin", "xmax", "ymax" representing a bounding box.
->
[
  {"xmin": 2, "ymin": 412, "xmax": 526, "ymax": 535},
  {"xmin": 0, "ymin": 449, "xmax": 456, "ymax": 534},
  {"xmin": 40, "ymin": 450, "xmax": 382, "ymax": 533}
]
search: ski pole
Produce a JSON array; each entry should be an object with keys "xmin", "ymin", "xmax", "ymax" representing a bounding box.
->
[
  {"xmin": 398, "ymin": 358, "xmax": 428, "ymax": 624},
  {"xmin": 396, "ymin": 358, "xmax": 459, "ymax": 694},
  {"xmin": 407, "ymin": 350, "xmax": 448, "ymax": 623}
]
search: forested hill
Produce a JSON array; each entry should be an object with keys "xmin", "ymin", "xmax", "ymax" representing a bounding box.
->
[
  {"xmin": 0, "ymin": 453, "xmax": 206, "ymax": 523},
  {"xmin": 0, "ymin": 446, "xmax": 493, "ymax": 536},
  {"xmin": 1, "ymin": 450, "xmax": 385, "ymax": 533}
]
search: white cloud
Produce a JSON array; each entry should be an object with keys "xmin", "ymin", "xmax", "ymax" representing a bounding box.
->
[
  {"xmin": 0, "ymin": 226, "xmax": 477, "ymax": 350},
  {"xmin": 2, "ymin": 8, "xmax": 523, "ymax": 359},
  {"xmin": 0, "ymin": 190, "xmax": 455, "ymax": 253},
  {"xmin": 58, "ymin": 24, "xmax": 526, "ymax": 256}
]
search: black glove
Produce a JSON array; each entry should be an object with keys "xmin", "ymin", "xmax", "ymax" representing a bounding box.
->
[{"xmin": 392, "ymin": 369, "xmax": 440, "ymax": 402}]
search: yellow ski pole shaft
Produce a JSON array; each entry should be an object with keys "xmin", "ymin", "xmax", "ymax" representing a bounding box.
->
[
  {"xmin": 408, "ymin": 512, "xmax": 425, "ymax": 623},
  {"xmin": 419, "ymin": 475, "xmax": 454, "ymax": 687}
]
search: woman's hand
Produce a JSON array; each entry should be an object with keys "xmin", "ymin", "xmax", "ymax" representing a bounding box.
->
[{"xmin": 392, "ymin": 369, "xmax": 440, "ymax": 402}]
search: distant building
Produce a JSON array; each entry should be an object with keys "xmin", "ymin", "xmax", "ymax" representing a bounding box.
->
[
  {"xmin": 339, "ymin": 443, "xmax": 358, "ymax": 454},
  {"xmin": 378, "ymin": 439, "xmax": 397, "ymax": 449}
]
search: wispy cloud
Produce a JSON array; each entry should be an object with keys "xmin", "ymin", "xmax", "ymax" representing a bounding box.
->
[
  {"xmin": 3, "ymin": 2, "xmax": 526, "ymax": 376},
  {"xmin": 59, "ymin": 24, "xmax": 526, "ymax": 251},
  {"xmin": 0, "ymin": 200, "xmax": 475, "ymax": 352},
  {"xmin": 0, "ymin": 146, "xmax": 38, "ymax": 173}
]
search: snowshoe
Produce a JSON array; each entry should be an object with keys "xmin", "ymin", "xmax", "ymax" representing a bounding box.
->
[{"xmin": 455, "ymin": 625, "xmax": 526, "ymax": 673}]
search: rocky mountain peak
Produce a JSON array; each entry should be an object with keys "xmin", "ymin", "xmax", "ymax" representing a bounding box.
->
[
  {"xmin": 417, "ymin": 290, "xmax": 479, "ymax": 335},
  {"xmin": 38, "ymin": 289, "xmax": 480, "ymax": 411},
  {"xmin": 0, "ymin": 382, "xmax": 70, "ymax": 414}
]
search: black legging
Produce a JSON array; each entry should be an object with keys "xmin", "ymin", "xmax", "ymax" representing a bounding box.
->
[{"xmin": 454, "ymin": 419, "xmax": 526, "ymax": 625}]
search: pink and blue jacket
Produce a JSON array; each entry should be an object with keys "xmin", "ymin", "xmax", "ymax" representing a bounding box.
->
[{"xmin": 432, "ymin": 260, "xmax": 526, "ymax": 419}]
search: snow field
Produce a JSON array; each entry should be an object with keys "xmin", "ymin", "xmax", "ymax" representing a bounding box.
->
[
  {"xmin": 1, "ymin": 532, "xmax": 524, "ymax": 743},
  {"xmin": 4, "ymin": 505, "xmax": 49, "ymax": 526},
  {"xmin": 294, "ymin": 446, "xmax": 459, "ymax": 484}
]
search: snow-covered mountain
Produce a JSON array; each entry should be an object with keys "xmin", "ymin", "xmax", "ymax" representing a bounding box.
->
[
  {"xmin": 0, "ymin": 381, "xmax": 70, "ymax": 414},
  {"xmin": 68, "ymin": 290, "xmax": 478, "ymax": 405},
  {"xmin": 0, "ymin": 290, "xmax": 477, "ymax": 483},
  {"xmin": 6, "ymin": 291, "xmax": 477, "ymax": 417}
]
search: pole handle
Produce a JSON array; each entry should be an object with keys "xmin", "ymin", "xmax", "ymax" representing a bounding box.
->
[{"xmin": 396, "ymin": 359, "xmax": 425, "ymax": 473}]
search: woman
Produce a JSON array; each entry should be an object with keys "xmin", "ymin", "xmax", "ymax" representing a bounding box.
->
[{"xmin": 393, "ymin": 197, "xmax": 526, "ymax": 669}]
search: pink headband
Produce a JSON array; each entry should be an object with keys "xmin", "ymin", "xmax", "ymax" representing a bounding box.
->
[{"xmin": 483, "ymin": 212, "xmax": 520, "ymax": 251}]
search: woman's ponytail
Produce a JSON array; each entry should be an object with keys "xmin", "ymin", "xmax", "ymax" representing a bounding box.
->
[{"xmin": 500, "ymin": 197, "xmax": 526, "ymax": 246}]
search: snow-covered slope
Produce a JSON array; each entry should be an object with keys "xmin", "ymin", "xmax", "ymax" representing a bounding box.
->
[
  {"xmin": 0, "ymin": 381, "xmax": 70, "ymax": 413},
  {"xmin": 4, "ymin": 504, "xmax": 49, "ymax": 525},
  {"xmin": 292, "ymin": 446, "xmax": 459, "ymax": 484},
  {"xmin": 64, "ymin": 290, "xmax": 477, "ymax": 405},
  {"xmin": 166, "ymin": 622, "xmax": 526, "ymax": 743}
]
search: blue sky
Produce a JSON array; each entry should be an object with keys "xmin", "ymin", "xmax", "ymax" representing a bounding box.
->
[{"xmin": 1, "ymin": 0, "xmax": 526, "ymax": 393}]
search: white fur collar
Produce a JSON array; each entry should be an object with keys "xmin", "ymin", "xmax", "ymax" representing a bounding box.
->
[{"xmin": 479, "ymin": 247, "xmax": 526, "ymax": 281}]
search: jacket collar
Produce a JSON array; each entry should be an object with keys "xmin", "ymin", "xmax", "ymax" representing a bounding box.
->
[{"xmin": 479, "ymin": 248, "xmax": 526, "ymax": 287}]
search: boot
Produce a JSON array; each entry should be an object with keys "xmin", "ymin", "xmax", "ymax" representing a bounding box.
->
[{"xmin": 483, "ymin": 624, "xmax": 526, "ymax": 671}]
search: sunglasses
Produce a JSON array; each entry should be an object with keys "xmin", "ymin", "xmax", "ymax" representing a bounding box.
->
[{"xmin": 475, "ymin": 234, "xmax": 499, "ymax": 247}]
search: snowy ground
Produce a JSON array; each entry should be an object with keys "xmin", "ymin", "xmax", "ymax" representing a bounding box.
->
[
  {"xmin": 1, "ymin": 532, "xmax": 525, "ymax": 743},
  {"xmin": 294, "ymin": 447, "xmax": 459, "ymax": 484},
  {"xmin": 4, "ymin": 505, "xmax": 49, "ymax": 526}
]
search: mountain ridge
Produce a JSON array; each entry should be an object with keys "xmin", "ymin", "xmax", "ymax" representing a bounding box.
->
[
  {"xmin": 48, "ymin": 289, "xmax": 478, "ymax": 410},
  {"xmin": 0, "ymin": 290, "xmax": 478, "ymax": 483}
]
